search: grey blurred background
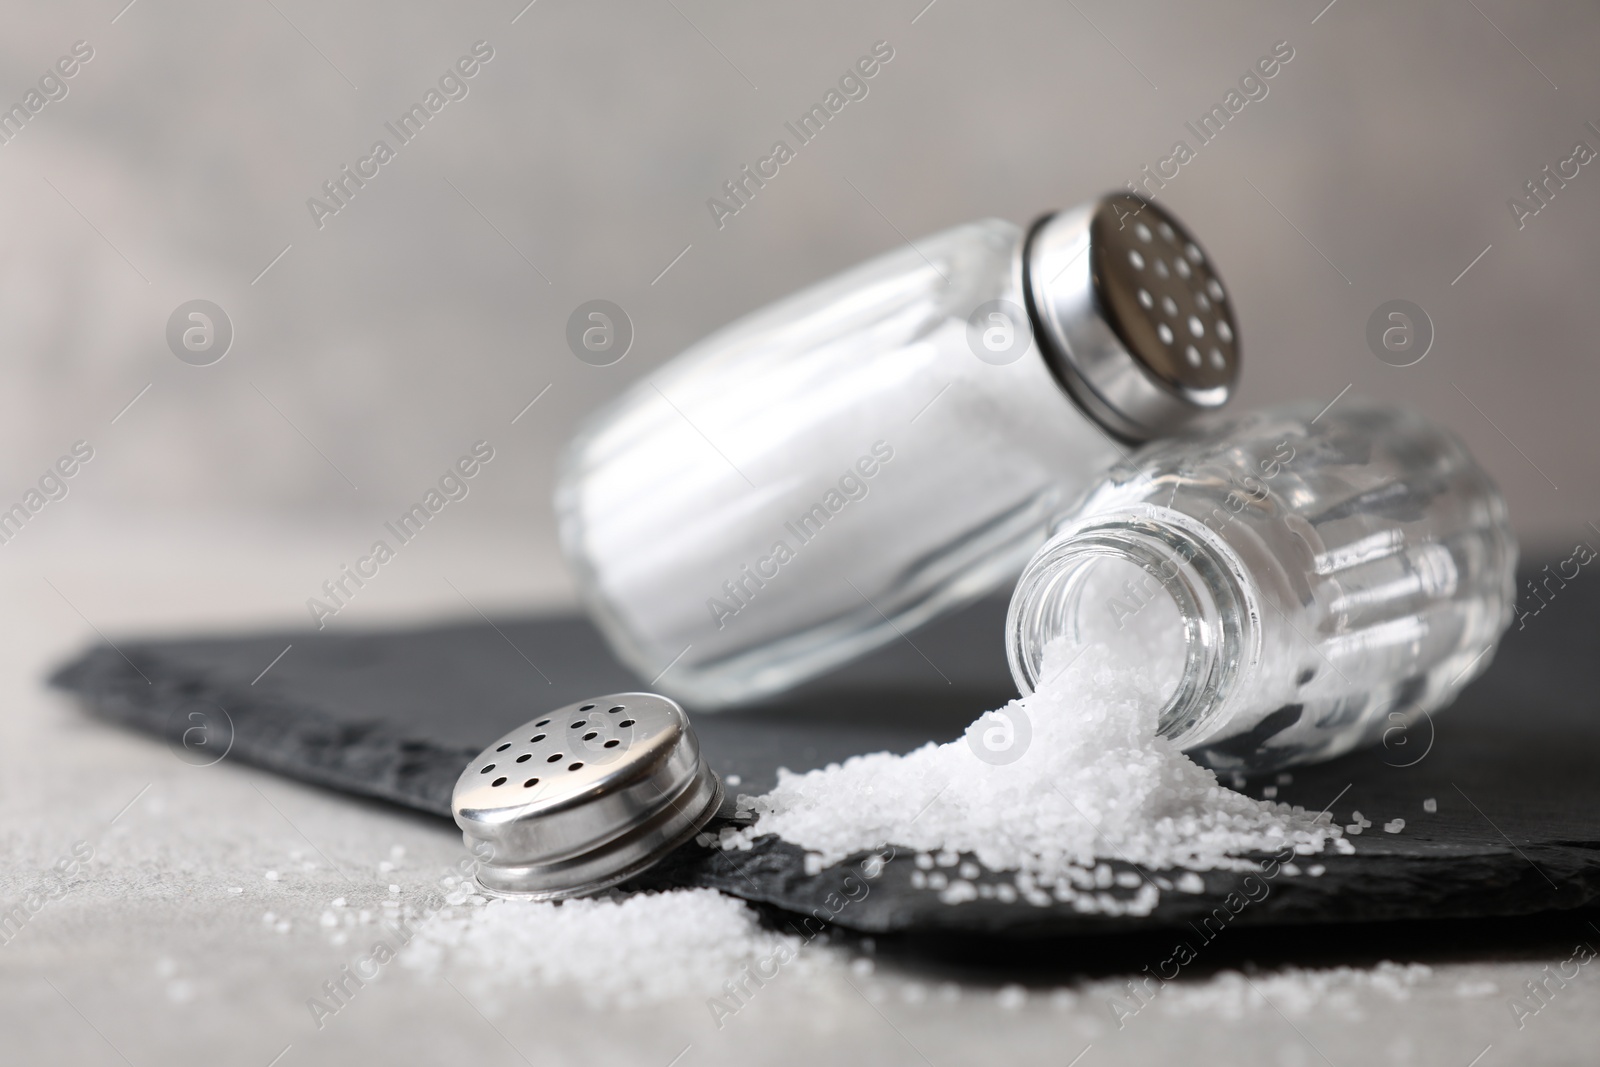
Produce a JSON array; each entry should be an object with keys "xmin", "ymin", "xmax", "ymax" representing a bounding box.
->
[{"xmin": 2, "ymin": 0, "xmax": 1597, "ymax": 625}]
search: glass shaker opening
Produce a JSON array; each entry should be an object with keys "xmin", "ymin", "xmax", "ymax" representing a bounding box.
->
[{"xmin": 1005, "ymin": 509, "xmax": 1255, "ymax": 748}]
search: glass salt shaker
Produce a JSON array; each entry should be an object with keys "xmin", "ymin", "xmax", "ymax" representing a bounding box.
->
[
  {"xmin": 1005, "ymin": 398, "xmax": 1518, "ymax": 772},
  {"xmin": 557, "ymin": 194, "xmax": 1242, "ymax": 707}
]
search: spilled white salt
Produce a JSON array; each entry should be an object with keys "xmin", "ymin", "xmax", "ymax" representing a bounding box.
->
[
  {"xmin": 401, "ymin": 888, "xmax": 809, "ymax": 1008},
  {"xmin": 1142, "ymin": 961, "xmax": 1432, "ymax": 1020},
  {"xmin": 724, "ymin": 633, "xmax": 1342, "ymax": 913}
]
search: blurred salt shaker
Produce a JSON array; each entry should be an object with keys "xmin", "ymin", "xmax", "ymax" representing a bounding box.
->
[{"xmin": 556, "ymin": 194, "xmax": 1242, "ymax": 706}]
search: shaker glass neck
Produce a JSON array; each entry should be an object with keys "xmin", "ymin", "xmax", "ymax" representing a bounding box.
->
[{"xmin": 1004, "ymin": 507, "xmax": 1258, "ymax": 749}]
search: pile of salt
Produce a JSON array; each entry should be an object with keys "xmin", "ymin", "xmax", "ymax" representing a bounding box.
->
[{"xmin": 724, "ymin": 628, "xmax": 1345, "ymax": 914}]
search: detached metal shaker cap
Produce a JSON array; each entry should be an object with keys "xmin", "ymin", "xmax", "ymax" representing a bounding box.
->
[
  {"xmin": 452, "ymin": 692, "xmax": 723, "ymax": 900},
  {"xmin": 1026, "ymin": 193, "xmax": 1239, "ymax": 442}
]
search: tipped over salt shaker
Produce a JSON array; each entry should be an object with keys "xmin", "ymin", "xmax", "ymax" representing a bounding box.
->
[
  {"xmin": 1006, "ymin": 398, "xmax": 1518, "ymax": 772},
  {"xmin": 557, "ymin": 194, "xmax": 1242, "ymax": 707}
]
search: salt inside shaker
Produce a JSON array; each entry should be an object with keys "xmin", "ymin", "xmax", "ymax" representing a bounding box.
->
[
  {"xmin": 1006, "ymin": 398, "xmax": 1518, "ymax": 772},
  {"xmin": 557, "ymin": 194, "xmax": 1241, "ymax": 707}
]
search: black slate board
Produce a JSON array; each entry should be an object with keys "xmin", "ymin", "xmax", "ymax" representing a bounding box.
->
[{"xmin": 49, "ymin": 560, "xmax": 1600, "ymax": 938}]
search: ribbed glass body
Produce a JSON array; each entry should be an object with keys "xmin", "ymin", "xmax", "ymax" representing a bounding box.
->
[
  {"xmin": 556, "ymin": 220, "xmax": 1125, "ymax": 706},
  {"xmin": 1006, "ymin": 399, "xmax": 1518, "ymax": 772}
]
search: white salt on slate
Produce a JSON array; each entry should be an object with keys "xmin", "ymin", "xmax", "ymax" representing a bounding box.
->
[{"xmin": 725, "ymin": 632, "xmax": 1342, "ymax": 913}]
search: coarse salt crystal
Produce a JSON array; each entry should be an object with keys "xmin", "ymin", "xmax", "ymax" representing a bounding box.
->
[
  {"xmin": 996, "ymin": 984, "xmax": 1027, "ymax": 1010},
  {"xmin": 1423, "ymin": 798, "xmax": 1437, "ymax": 813}
]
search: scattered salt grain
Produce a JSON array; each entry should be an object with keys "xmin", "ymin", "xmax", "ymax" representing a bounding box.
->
[
  {"xmin": 1149, "ymin": 961, "xmax": 1431, "ymax": 1021},
  {"xmin": 1423, "ymin": 798, "xmax": 1437, "ymax": 813},
  {"xmin": 940, "ymin": 880, "xmax": 978, "ymax": 904},
  {"xmin": 1384, "ymin": 818, "xmax": 1405, "ymax": 834},
  {"xmin": 726, "ymin": 774, "xmax": 742, "ymax": 787},
  {"xmin": 264, "ymin": 870, "xmax": 279, "ymax": 881},
  {"xmin": 330, "ymin": 897, "xmax": 346, "ymax": 908},
  {"xmin": 725, "ymin": 634, "xmax": 1341, "ymax": 913},
  {"xmin": 402, "ymin": 888, "xmax": 809, "ymax": 1008},
  {"xmin": 1262, "ymin": 786, "xmax": 1278, "ymax": 799},
  {"xmin": 996, "ymin": 984, "xmax": 1027, "ymax": 1010},
  {"xmin": 227, "ymin": 887, "xmax": 243, "ymax": 895},
  {"xmin": 389, "ymin": 884, "xmax": 401, "ymax": 894}
]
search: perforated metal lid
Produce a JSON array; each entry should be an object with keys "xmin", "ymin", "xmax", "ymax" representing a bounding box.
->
[
  {"xmin": 1026, "ymin": 194, "xmax": 1239, "ymax": 442},
  {"xmin": 452, "ymin": 692, "xmax": 722, "ymax": 900}
]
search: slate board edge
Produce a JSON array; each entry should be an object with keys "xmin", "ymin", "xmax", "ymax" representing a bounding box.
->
[{"xmin": 51, "ymin": 644, "xmax": 468, "ymax": 817}]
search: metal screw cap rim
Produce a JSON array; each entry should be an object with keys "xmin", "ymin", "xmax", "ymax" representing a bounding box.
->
[
  {"xmin": 1025, "ymin": 193, "xmax": 1240, "ymax": 442},
  {"xmin": 451, "ymin": 692, "xmax": 722, "ymax": 900}
]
